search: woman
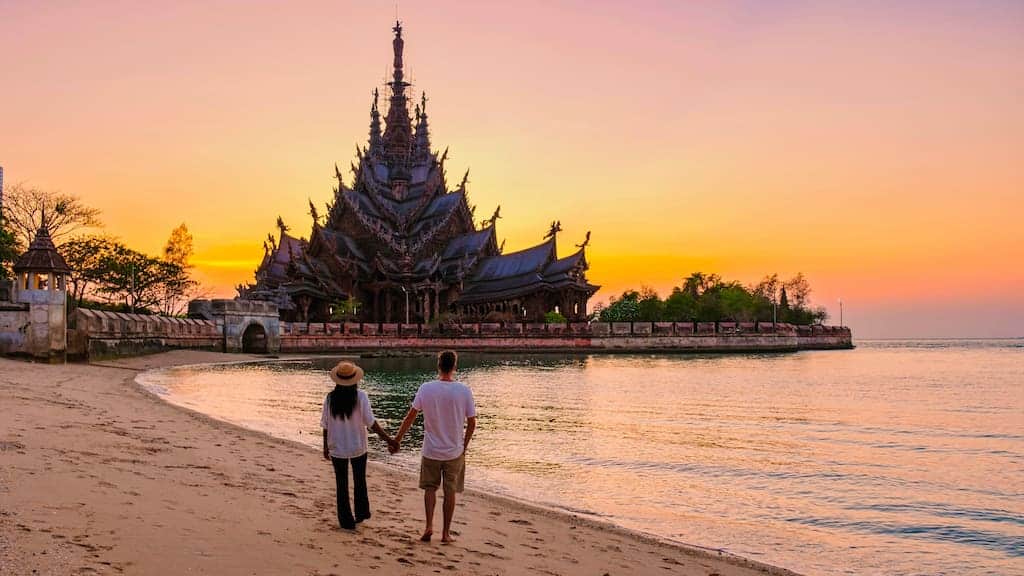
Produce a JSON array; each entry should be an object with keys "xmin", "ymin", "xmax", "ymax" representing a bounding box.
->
[{"xmin": 321, "ymin": 361, "xmax": 397, "ymax": 530}]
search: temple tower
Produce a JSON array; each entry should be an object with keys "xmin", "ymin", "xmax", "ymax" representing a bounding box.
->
[
  {"xmin": 238, "ymin": 22, "xmax": 599, "ymax": 323},
  {"xmin": 383, "ymin": 21, "xmax": 413, "ymax": 163}
]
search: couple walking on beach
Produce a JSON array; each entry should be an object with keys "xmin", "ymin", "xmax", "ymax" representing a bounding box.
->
[{"xmin": 320, "ymin": 350, "xmax": 476, "ymax": 543}]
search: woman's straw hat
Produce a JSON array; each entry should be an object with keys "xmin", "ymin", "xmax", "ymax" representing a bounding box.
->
[{"xmin": 329, "ymin": 361, "xmax": 364, "ymax": 387}]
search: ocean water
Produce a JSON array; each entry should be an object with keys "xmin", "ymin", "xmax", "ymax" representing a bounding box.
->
[{"xmin": 139, "ymin": 340, "xmax": 1024, "ymax": 575}]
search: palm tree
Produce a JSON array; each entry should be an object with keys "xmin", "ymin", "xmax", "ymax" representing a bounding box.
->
[{"xmin": 683, "ymin": 272, "xmax": 706, "ymax": 298}]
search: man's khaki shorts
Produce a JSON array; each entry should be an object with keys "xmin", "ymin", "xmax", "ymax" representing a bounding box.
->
[{"xmin": 419, "ymin": 453, "xmax": 466, "ymax": 493}]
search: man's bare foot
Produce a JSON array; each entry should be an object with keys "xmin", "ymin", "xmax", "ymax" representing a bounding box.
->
[
  {"xmin": 419, "ymin": 530, "xmax": 433, "ymax": 542},
  {"xmin": 441, "ymin": 533, "xmax": 456, "ymax": 544}
]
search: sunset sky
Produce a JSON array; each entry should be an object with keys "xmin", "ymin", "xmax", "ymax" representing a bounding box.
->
[{"xmin": 2, "ymin": 1, "xmax": 1021, "ymax": 338}]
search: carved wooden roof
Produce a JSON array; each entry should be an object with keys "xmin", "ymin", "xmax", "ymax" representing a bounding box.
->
[
  {"xmin": 13, "ymin": 225, "xmax": 71, "ymax": 273},
  {"xmin": 242, "ymin": 23, "xmax": 597, "ymax": 309}
]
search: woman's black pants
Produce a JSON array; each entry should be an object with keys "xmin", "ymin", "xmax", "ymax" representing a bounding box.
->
[{"xmin": 331, "ymin": 453, "xmax": 369, "ymax": 529}]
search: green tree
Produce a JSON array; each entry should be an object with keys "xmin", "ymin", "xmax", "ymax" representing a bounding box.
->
[
  {"xmin": 637, "ymin": 286, "xmax": 664, "ymax": 321},
  {"xmin": 812, "ymin": 306, "xmax": 828, "ymax": 324},
  {"xmin": 695, "ymin": 285, "xmax": 722, "ymax": 322},
  {"xmin": 751, "ymin": 273, "xmax": 780, "ymax": 321},
  {"xmin": 599, "ymin": 291, "xmax": 641, "ymax": 322},
  {"xmin": 330, "ymin": 295, "xmax": 361, "ymax": 321},
  {"xmin": 718, "ymin": 283, "xmax": 756, "ymax": 322},
  {"xmin": 163, "ymin": 223, "xmax": 194, "ymax": 267},
  {"xmin": 752, "ymin": 273, "xmax": 780, "ymax": 302},
  {"xmin": 663, "ymin": 287, "xmax": 697, "ymax": 321},
  {"xmin": 786, "ymin": 305, "xmax": 828, "ymax": 325},
  {"xmin": 95, "ymin": 244, "xmax": 183, "ymax": 313},
  {"xmin": 778, "ymin": 286, "xmax": 790, "ymax": 322},
  {"xmin": 783, "ymin": 273, "xmax": 811, "ymax": 309},
  {"xmin": 0, "ymin": 216, "xmax": 18, "ymax": 281},
  {"xmin": 159, "ymin": 224, "xmax": 198, "ymax": 316},
  {"xmin": 543, "ymin": 311, "xmax": 567, "ymax": 324},
  {"xmin": 682, "ymin": 272, "xmax": 721, "ymax": 298},
  {"xmin": 60, "ymin": 235, "xmax": 119, "ymax": 307},
  {"xmin": 597, "ymin": 272, "xmax": 825, "ymax": 325}
]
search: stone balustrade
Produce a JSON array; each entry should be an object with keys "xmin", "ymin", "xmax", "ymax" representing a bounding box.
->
[
  {"xmin": 276, "ymin": 320, "xmax": 850, "ymax": 339},
  {"xmin": 275, "ymin": 320, "xmax": 853, "ymax": 354}
]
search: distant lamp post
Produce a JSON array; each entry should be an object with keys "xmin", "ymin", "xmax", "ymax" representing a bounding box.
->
[
  {"xmin": 838, "ymin": 298, "xmax": 843, "ymax": 327},
  {"xmin": 400, "ymin": 286, "xmax": 410, "ymax": 325}
]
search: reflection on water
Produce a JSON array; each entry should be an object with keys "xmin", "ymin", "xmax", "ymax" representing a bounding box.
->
[{"xmin": 140, "ymin": 340, "xmax": 1024, "ymax": 576}]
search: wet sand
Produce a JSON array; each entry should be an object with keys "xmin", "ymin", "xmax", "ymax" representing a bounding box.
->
[{"xmin": 0, "ymin": 351, "xmax": 796, "ymax": 575}]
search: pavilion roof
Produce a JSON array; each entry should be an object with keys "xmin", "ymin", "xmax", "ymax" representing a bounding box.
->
[{"xmin": 13, "ymin": 225, "xmax": 71, "ymax": 274}]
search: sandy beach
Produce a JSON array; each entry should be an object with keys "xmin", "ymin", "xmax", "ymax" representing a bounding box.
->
[{"xmin": 0, "ymin": 351, "xmax": 795, "ymax": 576}]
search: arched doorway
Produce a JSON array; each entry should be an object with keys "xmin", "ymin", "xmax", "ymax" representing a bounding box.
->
[{"xmin": 242, "ymin": 323, "xmax": 268, "ymax": 354}]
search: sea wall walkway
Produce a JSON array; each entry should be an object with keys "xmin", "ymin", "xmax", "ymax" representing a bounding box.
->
[
  {"xmin": 277, "ymin": 321, "xmax": 852, "ymax": 353},
  {"xmin": 65, "ymin": 306, "xmax": 852, "ymax": 360}
]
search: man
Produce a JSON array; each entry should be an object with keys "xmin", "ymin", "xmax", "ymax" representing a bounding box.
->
[{"xmin": 393, "ymin": 350, "xmax": 476, "ymax": 543}]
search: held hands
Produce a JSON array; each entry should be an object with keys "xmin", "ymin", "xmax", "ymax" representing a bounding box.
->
[{"xmin": 386, "ymin": 436, "xmax": 401, "ymax": 454}]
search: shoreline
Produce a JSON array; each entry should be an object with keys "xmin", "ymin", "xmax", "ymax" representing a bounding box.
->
[
  {"xmin": 136, "ymin": 356, "xmax": 796, "ymax": 575},
  {"xmin": 1, "ymin": 350, "xmax": 799, "ymax": 575}
]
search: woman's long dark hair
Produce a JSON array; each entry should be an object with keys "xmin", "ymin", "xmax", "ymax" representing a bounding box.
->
[{"xmin": 328, "ymin": 384, "xmax": 359, "ymax": 420}]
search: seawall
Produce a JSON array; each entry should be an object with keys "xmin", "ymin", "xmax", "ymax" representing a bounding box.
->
[
  {"xmin": 61, "ymin": 308, "xmax": 852, "ymax": 360},
  {"xmin": 277, "ymin": 321, "xmax": 852, "ymax": 354}
]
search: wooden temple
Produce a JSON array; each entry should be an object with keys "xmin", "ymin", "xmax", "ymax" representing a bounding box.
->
[{"xmin": 238, "ymin": 22, "xmax": 599, "ymax": 323}]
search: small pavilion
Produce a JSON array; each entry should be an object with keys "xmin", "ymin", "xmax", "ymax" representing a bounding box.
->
[
  {"xmin": 12, "ymin": 222, "xmax": 71, "ymax": 299},
  {"xmin": 9, "ymin": 220, "xmax": 71, "ymax": 361}
]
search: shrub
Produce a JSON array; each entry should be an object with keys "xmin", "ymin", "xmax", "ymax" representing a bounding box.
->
[{"xmin": 544, "ymin": 311, "xmax": 567, "ymax": 324}]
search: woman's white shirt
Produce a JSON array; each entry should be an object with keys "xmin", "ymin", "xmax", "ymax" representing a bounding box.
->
[{"xmin": 321, "ymin": 389, "xmax": 375, "ymax": 459}]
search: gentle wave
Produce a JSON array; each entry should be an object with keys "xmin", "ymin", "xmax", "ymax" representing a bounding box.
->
[
  {"xmin": 562, "ymin": 455, "xmax": 1023, "ymax": 501},
  {"xmin": 845, "ymin": 502, "xmax": 1024, "ymax": 527},
  {"xmin": 784, "ymin": 515, "xmax": 1024, "ymax": 557}
]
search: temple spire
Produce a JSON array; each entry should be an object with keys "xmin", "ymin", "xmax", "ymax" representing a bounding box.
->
[
  {"xmin": 413, "ymin": 91, "xmax": 431, "ymax": 161},
  {"xmin": 368, "ymin": 88, "xmax": 383, "ymax": 156},
  {"xmin": 392, "ymin": 20, "xmax": 404, "ymax": 81},
  {"xmin": 383, "ymin": 20, "xmax": 413, "ymax": 164}
]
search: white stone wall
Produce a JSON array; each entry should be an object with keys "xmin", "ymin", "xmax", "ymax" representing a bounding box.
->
[{"xmin": 0, "ymin": 306, "xmax": 30, "ymax": 355}]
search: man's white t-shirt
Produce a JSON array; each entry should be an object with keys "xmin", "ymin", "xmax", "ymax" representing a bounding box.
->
[
  {"xmin": 412, "ymin": 380, "xmax": 476, "ymax": 461},
  {"xmin": 320, "ymin": 389, "xmax": 375, "ymax": 459}
]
